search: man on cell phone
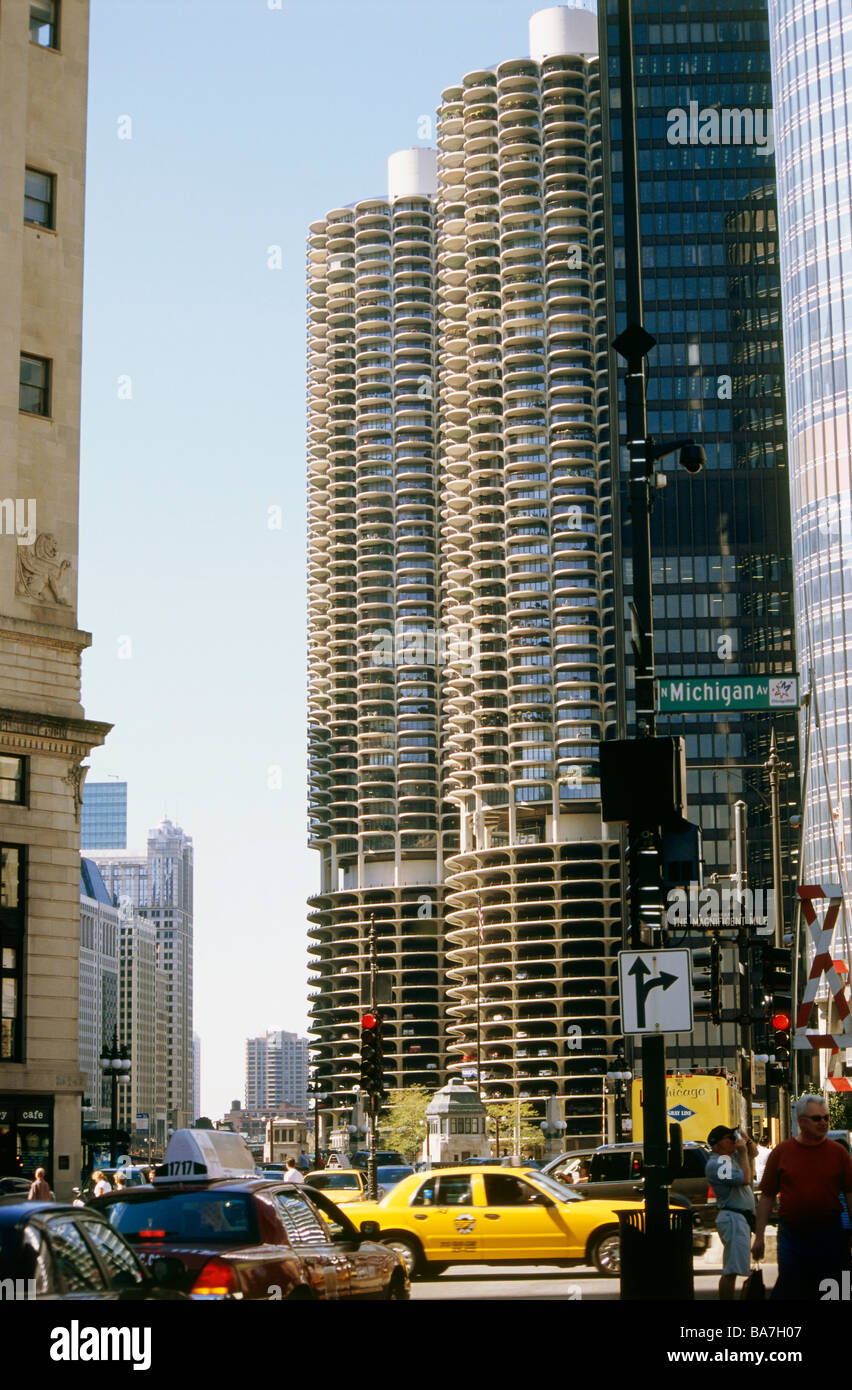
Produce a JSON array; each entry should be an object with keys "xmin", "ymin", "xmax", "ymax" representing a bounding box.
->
[{"xmin": 705, "ymin": 1126, "xmax": 755, "ymax": 1300}]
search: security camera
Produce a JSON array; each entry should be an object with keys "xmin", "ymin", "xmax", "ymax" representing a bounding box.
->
[{"xmin": 679, "ymin": 442, "xmax": 706, "ymax": 474}]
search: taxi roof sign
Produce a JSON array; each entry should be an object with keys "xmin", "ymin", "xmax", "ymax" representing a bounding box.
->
[{"xmin": 154, "ymin": 1128, "xmax": 256, "ymax": 1184}]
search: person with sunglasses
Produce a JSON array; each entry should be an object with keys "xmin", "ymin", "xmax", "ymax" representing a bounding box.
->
[{"xmin": 752, "ymin": 1095, "xmax": 852, "ymax": 1299}]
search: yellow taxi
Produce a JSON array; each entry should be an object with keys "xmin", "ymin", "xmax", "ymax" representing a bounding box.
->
[
  {"xmin": 347, "ymin": 1165, "xmax": 645, "ymax": 1278},
  {"xmin": 303, "ymin": 1169, "xmax": 368, "ymax": 1205}
]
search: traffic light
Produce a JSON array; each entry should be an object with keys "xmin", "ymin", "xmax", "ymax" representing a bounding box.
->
[
  {"xmin": 763, "ymin": 945, "xmax": 793, "ymax": 1017},
  {"xmin": 359, "ymin": 1011, "xmax": 384, "ymax": 1098},
  {"xmin": 767, "ymin": 1011, "xmax": 791, "ymax": 1085},
  {"xmin": 692, "ymin": 938, "xmax": 722, "ymax": 1025}
]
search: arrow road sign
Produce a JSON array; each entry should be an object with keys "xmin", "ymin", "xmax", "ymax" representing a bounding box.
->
[{"xmin": 619, "ymin": 949, "xmax": 692, "ymax": 1035}]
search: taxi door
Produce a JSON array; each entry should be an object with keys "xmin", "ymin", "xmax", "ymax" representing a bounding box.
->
[
  {"xmin": 474, "ymin": 1172, "xmax": 582, "ymax": 1261},
  {"xmin": 408, "ymin": 1172, "xmax": 481, "ymax": 1262}
]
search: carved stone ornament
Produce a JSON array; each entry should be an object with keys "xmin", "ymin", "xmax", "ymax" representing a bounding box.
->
[
  {"xmin": 15, "ymin": 532, "xmax": 72, "ymax": 605},
  {"xmin": 64, "ymin": 763, "xmax": 86, "ymax": 819}
]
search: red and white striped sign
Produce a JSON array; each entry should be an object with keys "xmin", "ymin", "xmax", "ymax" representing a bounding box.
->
[{"xmin": 795, "ymin": 885, "xmax": 852, "ymax": 1058}]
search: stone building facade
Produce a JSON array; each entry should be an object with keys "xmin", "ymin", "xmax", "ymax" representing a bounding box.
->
[{"xmin": 0, "ymin": 0, "xmax": 110, "ymax": 1199}]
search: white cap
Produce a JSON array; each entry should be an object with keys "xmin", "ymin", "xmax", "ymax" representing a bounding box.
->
[
  {"xmin": 529, "ymin": 5, "xmax": 599, "ymax": 62},
  {"xmin": 388, "ymin": 148, "xmax": 438, "ymax": 203}
]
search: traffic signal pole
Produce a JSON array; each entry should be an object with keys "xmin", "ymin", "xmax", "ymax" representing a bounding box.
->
[{"xmin": 615, "ymin": 0, "xmax": 671, "ymax": 1260}]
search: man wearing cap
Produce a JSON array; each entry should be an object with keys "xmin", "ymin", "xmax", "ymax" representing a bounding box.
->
[
  {"xmin": 753, "ymin": 1094, "xmax": 852, "ymax": 1300},
  {"xmin": 705, "ymin": 1125, "xmax": 755, "ymax": 1299}
]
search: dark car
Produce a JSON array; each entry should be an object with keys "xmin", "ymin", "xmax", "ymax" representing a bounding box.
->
[
  {"xmin": 543, "ymin": 1141, "xmax": 715, "ymax": 1247},
  {"xmin": 0, "ymin": 1176, "xmax": 32, "ymax": 1200},
  {"xmin": 94, "ymin": 1178, "xmax": 409, "ymax": 1300},
  {"xmin": 351, "ymin": 1151, "xmax": 406, "ymax": 1170},
  {"xmin": 376, "ymin": 1165, "xmax": 415, "ymax": 1198},
  {"xmin": 0, "ymin": 1202, "xmax": 186, "ymax": 1300}
]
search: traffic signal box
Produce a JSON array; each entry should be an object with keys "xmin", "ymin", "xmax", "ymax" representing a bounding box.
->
[
  {"xmin": 359, "ymin": 1012, "xmax": 384, "ymax": 1100},
  {"xmin": 751, "ymin": 943, "xmax": 792, "ymax": 1084},
  {"xmin": 692, "ymin": 938, "xmax": 722, "ymax": 1026}
]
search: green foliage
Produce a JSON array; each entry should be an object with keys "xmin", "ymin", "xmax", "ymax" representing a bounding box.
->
[
  {"xmin": 194, "ymin": 1117, "xmax": 214, "ymax": 1129},
  {"xmin": 379, "ymin": 1087, "xmax": 433, "ymax": 1161},
  {"xmin": 485, "ymin": 1101, "xmax": 541, "ymax": 1157},
  {"xmin": 828, "ymin": 1093, "xmax": 852, "ymax": 1130}
]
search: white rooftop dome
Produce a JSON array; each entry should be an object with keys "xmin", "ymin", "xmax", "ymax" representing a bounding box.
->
[
  {"xmin": 529, "ymin": 4, "xmax": 599, "ymax": 61},
  {"xmin": 387, "ymin": 148, "xmax": 438, "ymax": 203}
]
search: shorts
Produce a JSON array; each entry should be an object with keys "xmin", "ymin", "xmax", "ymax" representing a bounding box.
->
[{"xmin": 716, "ymin": 1209, "xmax": 752, "ymax": 1277}]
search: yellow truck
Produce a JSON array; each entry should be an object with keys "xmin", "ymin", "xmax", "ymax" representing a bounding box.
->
[{"xmin": 631, "ymin": 1072, "xmax": 745, "ymax": 1144}]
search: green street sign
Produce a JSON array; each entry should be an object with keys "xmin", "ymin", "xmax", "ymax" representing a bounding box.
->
[{"xmin": 657, "ymin": 675, "xmax": 799, "ymax": 713}]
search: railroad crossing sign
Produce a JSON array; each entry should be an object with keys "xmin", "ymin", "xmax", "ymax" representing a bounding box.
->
[{"xmin": 619, "ymin": 949, "xmax": 693, "ymax": 1035}]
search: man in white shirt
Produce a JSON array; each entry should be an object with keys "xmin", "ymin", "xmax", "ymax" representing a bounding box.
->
[{"xmin": 281, "ymin": 1158, "xmax": 305, "ymax": 1185}]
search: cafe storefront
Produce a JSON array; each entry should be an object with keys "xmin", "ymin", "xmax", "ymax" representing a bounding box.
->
[{"xmin": 0, "ymin": 1095, "xmax": 53, "ymax": 1185}]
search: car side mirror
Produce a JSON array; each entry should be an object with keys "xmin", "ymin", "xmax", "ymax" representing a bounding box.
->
[{"xmin": 359, "ymin": 1220, "xmax": 381, "ymax": 1240}]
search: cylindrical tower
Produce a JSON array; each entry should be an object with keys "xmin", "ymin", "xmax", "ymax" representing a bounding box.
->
[
  {"xmin": 437, "ymin": 8, "xmax": 621, "ymax": 1143},
  {"xmin": 307, "ymin": 152, "xmax": 448, "ymax": 1120}
]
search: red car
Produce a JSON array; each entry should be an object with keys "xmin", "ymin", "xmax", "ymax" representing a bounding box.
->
[{"xmin": 92, "ymin": 1130, "xmax": 408, "ymax": 1301}]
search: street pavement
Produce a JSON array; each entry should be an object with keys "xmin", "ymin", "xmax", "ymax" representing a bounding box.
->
[{"xmin": 412, "ymin": 1240, "xmax": 778, "ymax": 1299}]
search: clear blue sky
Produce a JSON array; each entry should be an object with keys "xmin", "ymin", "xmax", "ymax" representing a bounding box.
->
[{"xmin": 80, "ymin": 0, "xmax": 593, "ymax": 1119}]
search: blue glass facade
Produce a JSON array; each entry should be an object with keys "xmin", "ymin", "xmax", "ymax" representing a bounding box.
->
[
  {"xmin": 601, "ymin": 0, "xmax": 800, "ymax": 1067},
  {"xmin": 81, "ymin": 782, "xmax": 127, "ymax": 851}
]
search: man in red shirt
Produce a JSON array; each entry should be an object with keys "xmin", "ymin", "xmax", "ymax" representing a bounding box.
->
[{"xmin": 753, "ymin": 1095, "xmax": 852, "ymax": 1300}]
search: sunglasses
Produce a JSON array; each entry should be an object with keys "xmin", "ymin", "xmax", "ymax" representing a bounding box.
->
[{"xmin": 803, "ymin": 1114, "xmax": 829, "ymax": 1122}]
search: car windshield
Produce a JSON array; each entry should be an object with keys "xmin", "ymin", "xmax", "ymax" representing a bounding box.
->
[
  {"xmin": 521, "ymin": 1171, "xmax": 583, "ymax": 1202},
  {"xmin": 306, "ymin": 1173, "xmax": 360, "ymax": 1190},
  {"xmin": 107, "ymin": 1192, "xmax": 257, "ymax": 1244}
]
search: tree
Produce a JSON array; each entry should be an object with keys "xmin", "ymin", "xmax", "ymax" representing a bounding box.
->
[
  {"xmin": 828, "ymin": 1092, "xmax": 852, "ymax": 1131},
  {"xmin": 194, "ymin": 1117, "xmax": 214, "ymax": 1129},
  {"xmin": 379, "ymin": 1087, "xmax": 433, "ymax": 1161},
  {"xmin": 485, "ymin": 1102, "xmax": 542, "ymax": 1158}
]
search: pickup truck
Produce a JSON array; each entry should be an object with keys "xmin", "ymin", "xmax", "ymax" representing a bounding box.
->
[{"xmin": 543, "ymin": 1141, "xmax": 716, "ymax": 1248}]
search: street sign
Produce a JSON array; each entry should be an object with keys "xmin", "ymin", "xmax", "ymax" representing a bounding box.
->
[
  {"xmin": 619, "ymin": 949, "xmax": 693, "ymax": 1035},
  {"xmin": 657, "ymin": 675, "xmax": 799, "ymax": 713},
  {"xmin": 135, "ymin": 1113, "xmax": 149, "ymax": 1132}
]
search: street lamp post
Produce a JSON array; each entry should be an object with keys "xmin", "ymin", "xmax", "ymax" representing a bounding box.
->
[
  {"xmin": 99, "ymin": 1029, "xmax": 131, "ymax": 1168},
  {"xmin": 606, "ymin": 1049, "xmax": 633, "ymax": 1144},
  {"xmin": 307, "ymin": 1079, "xmax": 326, "ymax": 1167}
]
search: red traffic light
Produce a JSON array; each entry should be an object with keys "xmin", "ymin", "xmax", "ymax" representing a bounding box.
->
[
  {"xmin": 771, "ymin": 1012, "xmax": 791, "ymax": 1032},
  {"xmin": 360, "ymin": 1012, "xmax": 378, "ymax": 1030}
]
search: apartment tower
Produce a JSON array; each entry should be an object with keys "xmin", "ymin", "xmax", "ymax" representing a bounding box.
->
[
  {"xmin": 437, "ymin": 6, "xmax": 621, "ymax": 1140},
  {"xmin": 307, "ymin": 151, "xmax": 447, "ymax": 1121}
]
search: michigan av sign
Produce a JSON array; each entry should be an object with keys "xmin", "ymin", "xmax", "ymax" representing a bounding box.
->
[{"xmin": 657, "ymin": 675, "xmax": 799, "ymax": 713}]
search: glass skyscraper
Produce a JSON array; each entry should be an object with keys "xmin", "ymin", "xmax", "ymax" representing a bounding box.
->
[
  {"xmin": 768, "ymin": 0, "xmax": 852, "ymax": 906},
  {"xmin": 81, "ymin": 781, "xmax": 127, "ymax": 850},
  {"xmin": 601, "ymin": 0, "xmax": 800, "ymax": 1072}
]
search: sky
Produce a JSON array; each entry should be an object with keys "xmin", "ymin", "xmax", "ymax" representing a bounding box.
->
[{"xmin": 79, "ymin": 0, "xmax": 595, "ymax": 1121}]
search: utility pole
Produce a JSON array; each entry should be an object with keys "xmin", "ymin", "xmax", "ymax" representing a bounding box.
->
[
  {"xmin": 366, "ymin": 913, "xmax": 379, "ymax": 1200},
  {"xmin": 765, "ymin": 731, "xmax": 791, "ymax": 1139},
  {"xmin": 734, "ymin": 800, "xmax": 754, "ymax": 1135}
]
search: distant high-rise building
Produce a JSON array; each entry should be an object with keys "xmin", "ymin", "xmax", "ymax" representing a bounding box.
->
[
  {"xmin": 79, "ymin": 860, "xmax": 119, "ymax": 1130},
  {"xmin": 81, "ymin": 781, "xmax": 127, "ymax": 849},
  {"xmin": 768, "ymin": 0, "xmax": 852, "ymax": 917},
  {"xmin": 192, "ymin": 1033, "xmax": 201, "ymax": 1123},
  {"xmin": 246, "ymin": 1031, "xmax": 309, "ymax": 1114},
  {"xmin": 116, "ymin": 904, "xmax": 167, "ymax": 1152},
  {"xmin": 93, "ymin": 818, "xmax": 194, "ymax": 1129}
]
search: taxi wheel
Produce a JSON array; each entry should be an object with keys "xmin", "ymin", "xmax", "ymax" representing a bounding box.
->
[
  {"xmin": 589, "ymin": 1226, "xmax": 621, "ymax": 1276},
  {"xmin": 379, "ymin": 1234, "xmax": 424, "ymax": 1279}
]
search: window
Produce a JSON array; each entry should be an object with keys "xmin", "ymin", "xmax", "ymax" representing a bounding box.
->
[
  {"xmin": 45, "ymin": 1217, "xmax": 105, "ymax": 1294},
  {"xmin": 482, "ymin": 1174, "xmax": 543, "ymax": 1206},
  {"xmin": 24, "ymin": 169, "xmax": 55, "ymax": 228},
  {"xmin": 272, "ymin": 1192, "xmax": 329, "ymax": 1244},
  {"xmin": 82, "ymin": 1220, "xmax": 144, "ymax": 1288},
  {"xmin": 0, "ymin": 756, "xmax": 25, "ymax": 805},
  {"xmin": 29, "ymin": 0, "xmax": 58, "ymax": 47},
  {"xmin": 1, "ymin": 846, "xmax": 25, "ymax": 1061},
  {"xmin": 19, "ymin": 355, "xmax": 51, "ymax": 417}
]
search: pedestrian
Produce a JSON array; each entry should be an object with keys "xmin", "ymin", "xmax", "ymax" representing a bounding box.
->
[
  {"xmin": 91, "ymin": 1170, "xmax": 111, "ymax": 1197},
  {"xmin": 704, "ymin": 1126, "xmax": 755, "ymax": 1300},
  {"xmin": 280, "ymin": 1157, "xmax": 305, "ymax": 1185},
  {"xmin": 753, "ymin": 1095, "xmax": 852, "ymax": 1300},
  {"xmin": 26, "ymin": 1167, "xmax": 53, "ymax": 1201},
  {"xmin": 297, "ymin": 1148, "xmax": 310, "ymax": 1172},
  {"xmin": 753, "ymin": 1131, "xmax": 772, "ymax": 1185},
  {"xmin": 71, "ymin": 1187, "xmax": 85, "ymax": 1208},
  {"xmin": 113, "ymin": 1170, "xmax": 127, "ymax": 1190},
  {"xmin": 147, "ymin": 1168, "xmax": 157, "ymax": 1183}
]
